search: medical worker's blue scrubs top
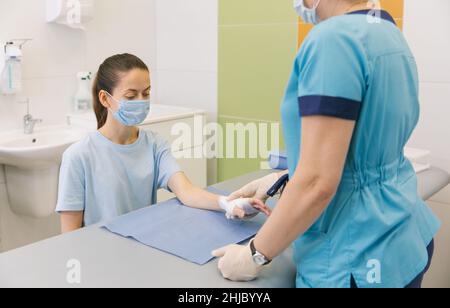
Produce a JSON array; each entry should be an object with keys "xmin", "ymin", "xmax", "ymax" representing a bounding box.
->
[{"xmin": 281, "ymin": 10, "xmax": 440, "ymax": 288}]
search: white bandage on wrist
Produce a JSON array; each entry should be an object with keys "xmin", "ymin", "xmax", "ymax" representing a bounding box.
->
[
  {"xmin": 219, "ymin": 197, "xmax": 259, "ymax": 220},
  {"xmin": 219, "ymin": 196, "xmax": 235, "ymax": 219}
]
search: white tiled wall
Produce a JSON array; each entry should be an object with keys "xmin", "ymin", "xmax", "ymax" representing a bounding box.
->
[
  {"xmin": 154, "ymin": 0, "xmax": 218, "ymax": 184},
  {"xmin": 84, "ymin": 0, "xmax": 157, "ymax": 78},
  {"xmin": 404, "ymin": 0, "xmax": 450, "ymax": 204},
  {"xmin": 0, "ymin": 0, "xmax": 157, "ymax": 132},
  {"xmin": 0, "ymin": 0, "xmax": 86, "ymax": 131},
  {"xmin": 156, "ymin": 70, "xmax": 217, "ymax": 117},
  {"xmin": 154, "ymin": 0, "xmax": 218, "ymax": 117},
  {"xmin": 403, "ymin": 1, "xmax": 450, "ymax": 84},
  {"xmin": 155, "ymin": 0, "xmax": 217, "ymax": 73}
]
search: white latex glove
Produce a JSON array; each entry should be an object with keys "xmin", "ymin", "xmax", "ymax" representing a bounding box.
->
[
  {"xmin": 227, "ymin": 173, "xmax": 280, "ymax": 203},
  {"xmin": 212, "ymin": 243, "xmax": 262, "ymax": 282},
  {"xmin": 219, "ymin": 197, "xmax": 271, "ymax": 220}
]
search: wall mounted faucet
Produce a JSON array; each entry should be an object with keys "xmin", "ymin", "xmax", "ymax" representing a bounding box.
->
[{"xmin": 20, "ymin": 98, "xmax": 43, "ymax": 134}]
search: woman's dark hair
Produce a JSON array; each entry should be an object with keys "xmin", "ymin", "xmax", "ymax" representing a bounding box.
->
[{"xmin": 92, "ymin": 53, "xmax": 149, "ymax": 129}]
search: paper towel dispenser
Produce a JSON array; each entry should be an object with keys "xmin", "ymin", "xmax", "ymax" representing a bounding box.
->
[{"xmin": 46, "ymin": 0, "xmax": 94, "ymax": 30}]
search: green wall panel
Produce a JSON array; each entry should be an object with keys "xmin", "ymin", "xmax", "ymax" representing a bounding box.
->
[
  {"xmin": 218, "ymin": 0, "xmax": 298, "ymax": 181},
  {"xmin": 219, "ymin": 23, "xmax": 297, "ymax": 120},
  {"xmin": 219, "ymin": 0, "xmax": 297, "ymax": 25},
  {"xmin": 217, "ymin": 116, "xmax": 283, "ymax": 182}
]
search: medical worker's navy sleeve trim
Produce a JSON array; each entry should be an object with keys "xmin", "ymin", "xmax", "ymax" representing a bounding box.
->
[{"xmin": 298, "ymin": 95, "xmax": 361, "ymax": 120}]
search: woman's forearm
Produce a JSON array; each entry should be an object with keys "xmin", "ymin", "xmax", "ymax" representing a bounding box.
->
[
  {"xmin": 254, "ymin": 175, "xmax": 336, "ymax": 260},
  {"xmin": 169, "ymin": 172, "xmax": 222, "ymax": 212},
  {"xmin": 179, "ymin": 185, "xmax": 222, "ymax": 212}
]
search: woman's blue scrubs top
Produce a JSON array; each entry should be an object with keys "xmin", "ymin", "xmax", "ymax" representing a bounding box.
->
[{"xmin": 281, "ymin": 10, "xmax": 441, "ymax": 288}]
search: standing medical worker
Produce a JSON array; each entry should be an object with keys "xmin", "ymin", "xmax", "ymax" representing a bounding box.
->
[{"xmin": 213, "ymin": 0, "xmax": 440, "ymax": 288}]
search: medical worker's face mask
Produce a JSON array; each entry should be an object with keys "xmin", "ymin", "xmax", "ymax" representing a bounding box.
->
[
  {"xmin": 294, "ymin": 0, "xmax": 322, "ymax": 25},
  {"xmin": 105, "ymin": 91, "xmax": 151, "ymax": 127}
]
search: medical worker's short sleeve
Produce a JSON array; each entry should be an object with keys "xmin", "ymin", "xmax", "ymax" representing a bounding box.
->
[{"xmin": 297, "ymin": 26, "xmax": 368, "ymax": 120}]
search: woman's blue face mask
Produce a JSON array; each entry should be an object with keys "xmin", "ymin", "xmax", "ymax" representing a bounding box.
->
[{"xmin": 106, "ymin": 91, "xmax": 151, "ymax": 126}]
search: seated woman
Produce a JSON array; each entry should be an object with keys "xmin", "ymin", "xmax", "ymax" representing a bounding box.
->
[{"xmin": 56, "ymin": 53, "xmax": 270, "ymax": 233}]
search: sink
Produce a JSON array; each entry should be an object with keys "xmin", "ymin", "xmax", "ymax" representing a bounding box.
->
[
  {"xmin": 0, "ymin": 126, "xmax": 88, "ymax": 217},
  {"xmin": 0, "ymin": 126, "xmax": 88, "ymax": 168}
]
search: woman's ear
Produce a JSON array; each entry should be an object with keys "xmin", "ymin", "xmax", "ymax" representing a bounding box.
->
[{"xmin": 98, "ymin": 90, "xmax": 112, "ymax": 109}]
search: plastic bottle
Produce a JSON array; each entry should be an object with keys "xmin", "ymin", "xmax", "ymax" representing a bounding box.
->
[{"xmin": 74, "ymin": 72, "xmax": 92, "ymax": 113}]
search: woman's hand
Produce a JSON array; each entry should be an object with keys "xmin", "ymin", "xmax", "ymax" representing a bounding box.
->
[
  {"xmin": 168, "ymin": 172, "xmax": 271, "ymax": 218},
  {"xmin": 219, "ymin": 197, "xmax": 271, "ymax": 220},
  {"xmin": 227, "ymin": 172, "xmax": 282, "ymax": 203}
]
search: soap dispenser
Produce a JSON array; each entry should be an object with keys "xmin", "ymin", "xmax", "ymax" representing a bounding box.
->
[
  {"xmin": 1, "ymin": 42, "xmax": 23, "ymax": 95},
  {"xmin": 74, "ymin": 71, "xmax": 92, "ymax": 113}
]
